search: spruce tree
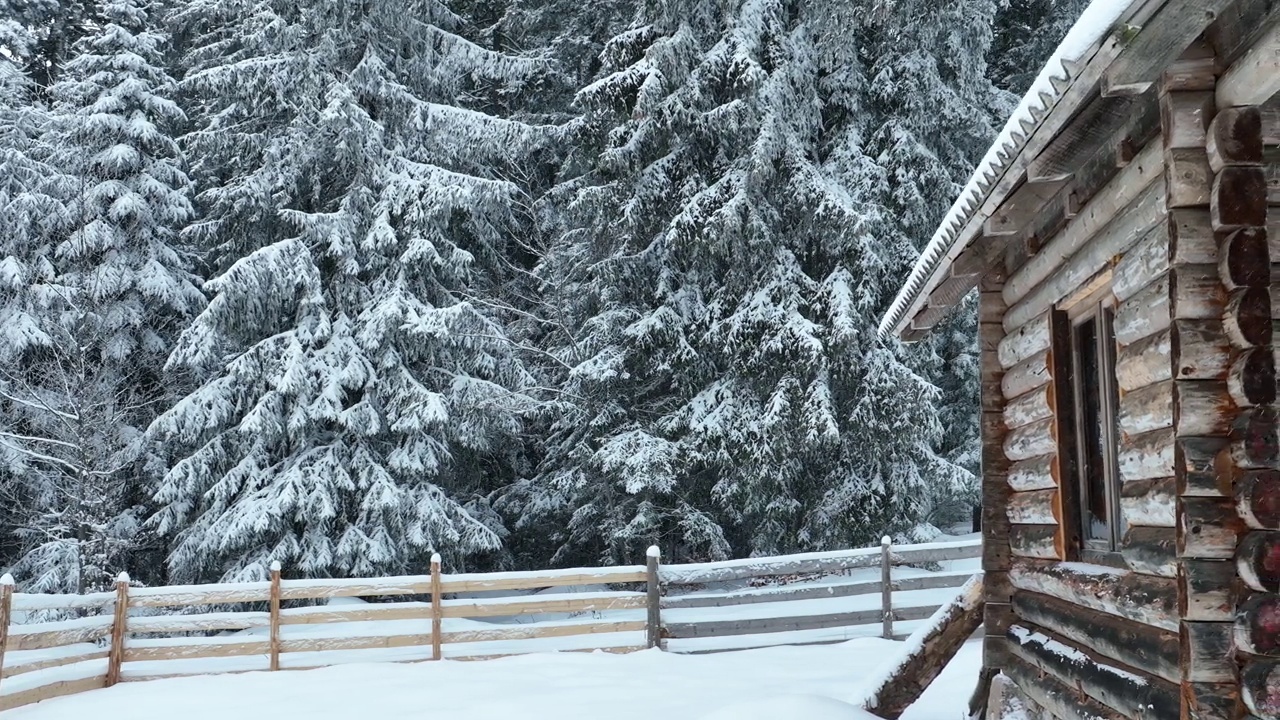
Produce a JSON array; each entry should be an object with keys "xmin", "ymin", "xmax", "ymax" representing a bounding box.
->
[
  {"xmin": 511, "ymin": 0, "xmax": 987, "ymax": 564},
  {"xmin": 151, "ymin": 0, "xmax": 549, "ymax": 582},
  {"xmin": 0, "ymin": 0, "xmax": 201, "ymax": 592}
]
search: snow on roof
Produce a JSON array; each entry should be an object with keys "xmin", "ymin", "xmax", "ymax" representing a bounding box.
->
[{"xmin": 877, "ymin": 0, "xmax": 1138, "ymax": 339}]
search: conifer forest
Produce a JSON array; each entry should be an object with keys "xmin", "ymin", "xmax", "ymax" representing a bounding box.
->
[{"xmin": 0, "ymin": 0, "xmax": 1086, "ymax": 592}]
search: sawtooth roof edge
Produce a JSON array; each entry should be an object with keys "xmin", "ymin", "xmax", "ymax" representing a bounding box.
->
[{"xmin": 877, "ymin": 0, "xmax": 1139, "ymax": 340}]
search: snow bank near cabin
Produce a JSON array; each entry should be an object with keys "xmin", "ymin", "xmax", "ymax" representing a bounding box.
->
[{"xmin": 699, "ymin": 695, "xmax": 877, "ymax": 720}]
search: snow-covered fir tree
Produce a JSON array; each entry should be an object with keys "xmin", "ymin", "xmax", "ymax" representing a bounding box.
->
[
  {"xmin": 989, "ymin": 0, "xmax": 1091, "ymax": 97},
  {"xmin": 859, "ymin": 0, "xmax": 1006, "ymax": 529},
  {"xmin": 504, "ymin": 0, "xmax": 988, "ymax": 565},
  {"xmin": 150, "ymin": 0, "xmax": 551, "ymax": 582},
  {"xmin": 0, "ymin": 0, "xmax": 201, "ymax": 593},
  {"xmin": 0, "ymin": 0, "xmax": 1097, "ymax": 580}
]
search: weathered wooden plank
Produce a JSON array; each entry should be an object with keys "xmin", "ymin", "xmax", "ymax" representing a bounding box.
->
[
  {"xmin": 1218, "ymin": 21, "xmax": 1280, "ymax": 109},
  {"xmin": 1008, "ymin": 455, "xmax": 1058, "ymax": 492},
  {"xmin": 1004, "ymin": 142, "xmax": 1164, "ymax": 310},
  {"xmin": 1, "ymin": 648, "xmax": 108, "ymax": 679},
  {"xmin": 128, "ymin": 584, "xmax": 272, "ymax": 608},
  {"xmin": 1007, "ymin": 489, "xmax": 1058, "ymax": 526},
  {"xmin": 1005, "ymin": 179, "xmax": 1166, "ymax": 331},
  {"xmin": 1120, "ymin": 526, "xmax": 1177, "ymax": 577},
  {"xmin": 1011, "ymin": 590, "xmax": 1179, "ymax": 684},
  {"xmin": 1181, "ymin": 559, "xmax": 1236, "ymax": 622},
  {"xmin": 1170, "ymin": 208, "xmax": 1217, "ymax": 265},
  {"xmin": 280, "ymin": 603, "xmax": 430, "ymax": 625},
  {"xmin": 1161, "ymin": 89, "xmax": 1217, "ymax": 148},
  {"xmin": 1172, "ymin": 319, "xmax": 1231, "ymax": 380},
  {"xmin": 1182, "ymin": 681, "xmax": 1240, "ymax": 720},
  {"xmin": 1004, "ymin": 418, "xmax": 1056, "ymax": 462},
  {"xmin": 1004, "ymin": 384, "xmax": 1054, "ymax": 430},
  {"xmin": 863, "ymin": 575, "xmax": 983, "ymax": 720},
  {"xmin": 998, "ymin": 313, "xmax": 1052, "ymax": 370},
  {"xmin": 1115, "ymin": 274, "xmax": 1171, "ymax": 345},
  {"xmin": 662, "ymin": 548, "xmax": 884, "ymax": 585},
  {"xmin": 1113, "ymin": 222, "xmax": 1171, "ymax": 303},
  {"xmin": 1184, "ymin": 621, "xmax": 1238, "ymax": 683},
  {"xmin": 1117, "ymin": 427, "xmax": 1176, "ymax": 483},
  {"xmin": 660, "ymin": 572, "xmax": 973, "ymax": 610},
  {"xmin": 1007, "ymin": 623, "xmax": 1179, "ymax": 719},
  {"xmin": 1178, "ymin": 436, "xmax": 1232, "ymax": 497},
  {"xmin": 1238, "ymin": 470, "xmax": 1280, "ymax": 530},
  {"xmin": 124, "ymin": 638, "xmax": 271, "ymax": 662},
  {"xmin": 1001, "ymin": 350, "xmax": 1052, "ymax": 400},
  {"xmin": 279, "ymin": 633, "xmax": 433, "ymax": 654},
  {"xmin": 0, "ymin": 675, "xmax": 107, "ymax": 712},
  {"xmin": 128, "ymin": 612, "xmax": 270, "ymax": 634},
  {"xmin": 1168, "ymin": 147, "xmax": 1214, "ymax": 208},
  {"xmin": 663, "ymin": 605, "xmax": 937, "ymax": 640},
  {"xmin": 7, "ymin": 617, "xmax": 114, "ymax": 651},
  {"xmin": 1118, "ymin": 379, "xmax": 1173, "ymax": 438},
  {"xmin": 1179, "ymin": 496, "xmax": 1245, "ymax": 560},
  {"xmin": 1009, "ymin": 525, "xmax": 1059, "ymax": 560},
  {"xmin": 1002, "ymin": 653, "xmax": 1126, "ymax": 720},
  {"xmin": 1121, "ymin": 476, "xmax": 1176, "ymax": 528},
  {"xmin": 441, "ymin": 593, "xmax": 646, "ymax": 619},
  {"xmin": 1008, "ymin": 559, "xmax": 1178, "ymax": 631},
  {"xmin": 1117, "ymin": 328, "xmax": 1172, "ymax": 391},
  {"xmin": 444, "ymin": 620, "xmax": 646, "ymax": 646},
  {"xmin": 1175, "ymin": 380, "xmax": 1236, "ymax": 438},
  {"xmin": 1172, "ymin": 264, "xmax": 1228, "ymax": 320}
]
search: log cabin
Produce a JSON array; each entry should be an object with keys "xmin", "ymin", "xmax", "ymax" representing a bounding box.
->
[{"xmin": 878, "ymin": 1, "xmax": 1280, "ymax": 718}]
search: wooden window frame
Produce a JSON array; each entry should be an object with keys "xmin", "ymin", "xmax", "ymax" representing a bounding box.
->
[{"xmin": 1055, "ymin": 285, "xmax": 1125, "ymax": 562}]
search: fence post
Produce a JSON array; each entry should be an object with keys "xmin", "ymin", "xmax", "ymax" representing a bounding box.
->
[
  {"xmin": 881, "ymin": 536, "xmax": 893, "ymax": 640},
  {"xmin": 645, "ymin": 546, "xmax": 661, "ymax": 650},
  {"xmin": 0, "ymin": 573, "xmax": 13, "ymax": 693},
  {"xmin": 269, "ymin": 561, "xmax": 282, "ymax": 671},
  {"xmin": 430, "ymin": 553, "xmax": 443, "ymax": 661},
  {"xmin": 106, "ymin": 572, "xmax": 129, "ymax": 686}
]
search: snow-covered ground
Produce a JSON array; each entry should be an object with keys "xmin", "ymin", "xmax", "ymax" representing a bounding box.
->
[{"xmin": 1, "ymin": 637, "xmax": 981, "ymax": 720}]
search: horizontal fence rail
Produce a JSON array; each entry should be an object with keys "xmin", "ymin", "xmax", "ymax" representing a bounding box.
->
[{"xmin": 0, "ymin": 537, "xmax": 980, "ymax": 712}]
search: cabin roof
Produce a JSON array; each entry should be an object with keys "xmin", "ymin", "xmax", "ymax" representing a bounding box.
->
[{"xmin": 877, "ymin": 0, "xmax": 1145, "ymax": 341}]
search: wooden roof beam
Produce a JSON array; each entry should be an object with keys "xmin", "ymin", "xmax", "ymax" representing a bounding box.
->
[
  {"xmin": 983, "ymin": 180, "xmax": 1068, "ymax": 237},
  {"xmin": 1102, "ymin": 0, "xmax": 1238, "ymax": 96},
  {"xmin": 1218, "ymin": 15, "xmax": 1280, "ymax": 107}
]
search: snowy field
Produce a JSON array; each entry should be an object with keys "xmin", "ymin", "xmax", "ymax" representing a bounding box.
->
[{"xmin": 0, "ymin": 638, "xmax": 981, "ymax": 720}]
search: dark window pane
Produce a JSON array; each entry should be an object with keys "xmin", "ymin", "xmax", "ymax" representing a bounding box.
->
[
  {"xmin": 1075, "ymin": 317, "xmax": 1110, "ymax": 543},
  {"xmin": 1100, "ymin": 307, "xmax": 1124, "ymax": 544}
]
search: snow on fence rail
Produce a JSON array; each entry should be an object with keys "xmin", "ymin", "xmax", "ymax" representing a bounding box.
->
[{"xmin": 0, "ymin": 537, "xmax": 980, "ymax": 712}]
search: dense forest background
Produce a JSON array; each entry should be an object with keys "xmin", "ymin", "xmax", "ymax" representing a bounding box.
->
[{"xmin": 0, "ymin": 0, "xmax": 1086, "ymax": 592}]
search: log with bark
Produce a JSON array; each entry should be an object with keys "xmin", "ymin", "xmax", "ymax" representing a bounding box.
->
[{"xmin": 862, "ymin": 574, "xmax": 983, "ymax": 720}]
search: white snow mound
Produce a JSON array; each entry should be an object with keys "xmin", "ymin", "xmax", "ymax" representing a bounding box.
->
[{"xmin": 697, "ymin": 694, "xmax": 876, "ymax": 720}]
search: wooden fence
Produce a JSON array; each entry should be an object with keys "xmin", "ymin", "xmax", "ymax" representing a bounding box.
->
[{"xmin": 0, "ymin": 537, "xmax": 980, "ymax": 713}]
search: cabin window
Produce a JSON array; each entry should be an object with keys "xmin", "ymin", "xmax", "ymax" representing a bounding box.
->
[{"xmin": 1059, "ymin": 300, "xmax": 1124, "ymax": 554}]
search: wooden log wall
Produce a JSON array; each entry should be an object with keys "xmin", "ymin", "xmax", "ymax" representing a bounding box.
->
[
  {"xmin": 1222, "ymin": 93, "xmax": 1280, "ymax": 719},
  {"xmin": 991, "ymin": 129, "xmax": 1192, "ymax": 718},
  {"xmin": 981, "ymin": 271, "xmax": 1015, "ymax": 673},
  {"xmin": 995, "ymin": 306, "xmax": 1068, "ymax": 567},
  {"xmin": 1160, "ymin": 66, "xmax": 1248, "ymax": 720}
]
